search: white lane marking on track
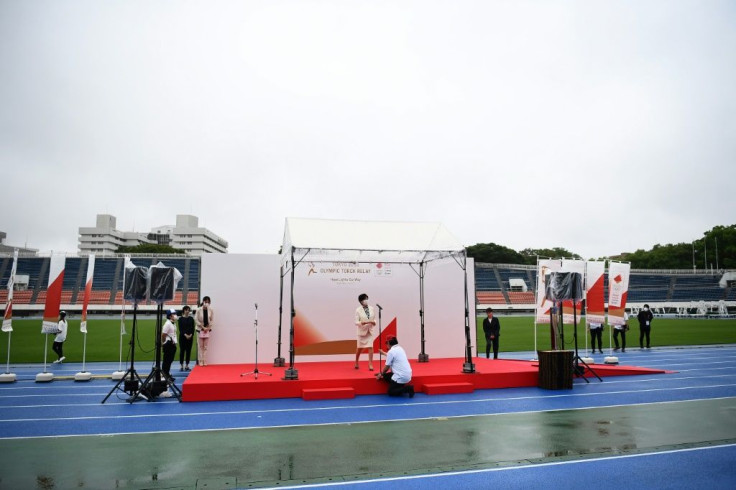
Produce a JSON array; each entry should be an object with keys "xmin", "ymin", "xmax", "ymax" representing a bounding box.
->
[
  {"xmin": 3, "ymin": 373, "xmax": 736, "ymax": 409},
  {"xmin": 3, "ymin": 397, "xmax": 736, "ymax": 440},
  {"xmin": 1, "ymin": 384, "xmax": 735, "ymax": 425},
  {"xmin": 261, "ymin": 443, "xmax": 736, "ymax": 489}
]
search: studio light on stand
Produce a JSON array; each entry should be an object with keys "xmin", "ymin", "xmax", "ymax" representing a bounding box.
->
[
  {"xmin": 134, "ymin": 264, "xmax": 182, "ymax": 402},
  {"xmin": 241, "ymin": 303, "xmax": 272, "ymax": 379},
  {"xmin": 551, "ymin": 272, "xmax": 602, "ymax": 384},
  {"xmin": 102, "ymin": 266, "xmax": 148, "ymax": 403}
]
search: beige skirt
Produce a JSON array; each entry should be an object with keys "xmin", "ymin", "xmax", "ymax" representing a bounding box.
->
[{"xmin": 356, "ymin": 325, "xmax": 375, "ymax": 349}]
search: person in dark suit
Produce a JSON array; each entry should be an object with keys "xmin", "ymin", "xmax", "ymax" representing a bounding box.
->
[
  {"xmin": 178, "ymin": 305, "xmax": 195, "ymax": 371},
  {"xmin": 482, "ymin": 307, "xmax": 501, "ymax": 359},
  {"xmin": 637, "ymin": 304, "xmax": 654, "ymax": 348}
]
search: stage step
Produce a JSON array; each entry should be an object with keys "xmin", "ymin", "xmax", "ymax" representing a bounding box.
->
[
  {"xmin": 302, "ymin": 387, "xmax": 355, "ymax": 401},
  {"xmin": 422, "ymin": 382, "xmax": 474, "ymax": 395}
]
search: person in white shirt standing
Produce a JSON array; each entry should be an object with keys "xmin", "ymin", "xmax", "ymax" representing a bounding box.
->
[
  {"xmin": 52, "ymin": 311, "xmax": 68, "ymax": 363},
  {"xmin": 589, "ymin": 322, "xmax": 604, "ymax": 354},
  {"xmin": 613, "ymin": 312, "xmax": 629, "ymax": 353},
  {"xmin": 161, "ymin": 309, "xmax": 178, "ymax": 380},
  {"xmin": 375, "ymin": 336, "xmax": 414, "ymax": 397}
]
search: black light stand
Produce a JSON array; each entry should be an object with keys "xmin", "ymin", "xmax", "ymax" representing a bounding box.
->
[
  {"xmin": 242, "ymin": 303, "xmax": 272, "ymax": 379},
  {"xmin": 102, "ymin": 301, "xmax": 145, "ymax": 403},
  {"xmin": 134, "ymin": 304, "xmax": 183, "ymax": 402},
  {"xmin": 572, "ymin": 298, "xmax": 602, "ymax": 383},
  {"xmin": 134, "ymin": 266, "xmax": 182, "ymax": 402}
]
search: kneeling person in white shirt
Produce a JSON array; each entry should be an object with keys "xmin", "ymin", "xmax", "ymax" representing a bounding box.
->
[{"xmin": 375, "ymin": 336, "xmax": 414, "ymax": 397}]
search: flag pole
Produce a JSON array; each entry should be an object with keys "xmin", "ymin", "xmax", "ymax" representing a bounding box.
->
[
  {"xmin": 0, "ymin": 250, "xmax": 18, "ymax": 383},
  {"xmin": 532, "ymin": 256, "xmax": 539, "ymax": 360}
]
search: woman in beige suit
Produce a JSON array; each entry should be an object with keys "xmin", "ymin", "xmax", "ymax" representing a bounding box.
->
[
  {"xmin": 195, "ymin": 296, "xmax": 213, "ymax": 366},
  {"xmin": 354, "ymin": 293, "xmax": 376, "ymax": 370}
]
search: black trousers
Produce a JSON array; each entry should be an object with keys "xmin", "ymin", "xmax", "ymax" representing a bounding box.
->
[
  {"xmin": 179, "ymin": 336, "xmax": 193, "ymax": 365},
  {"xmin": 590, "ymin": 328, "xmax": 603, "ymax": 352},
  {"xmin": 640, "ymin": 326, "xmax": 651, "ymax": 348},
  {"xmin": 613, "ymin": 329, "xmax": 626, "ymax": 350},
  {"xmin": 485, "ymin": 336, "xmax": 499, "ymax": 359},
  {"xmin": 381, "ymin": 372, "xmax": 411, "ymax": 396},
  {"xmin": 162, "ymin": 342, "xmax": 177, "ymax": 377},
  {"xmin": 52, "ymin": 341, "xmax": 64, "ymax": 359}
]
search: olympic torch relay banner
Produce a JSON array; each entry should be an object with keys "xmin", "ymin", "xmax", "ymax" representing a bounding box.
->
[
  {"xmin": 607, "ymin": 261, "xmax": 630, "ymax": 326},
  {"xmin": 41, "ymin": 255, "xmax": 65, "ymax": 334},
  {"xmin": 535, "ymin": 259, "xmax": 560, "ymax": 323},
  {"xmin": 2, "ymin": 250, "xmax": 18, "ymax": 332},
  {"xmin": 585, "ymin": 261, "xmax": 606, "ymax": 324},
  {"xmin": 80, "ymin": 254, "xmax": 95, "ymax": 334}
]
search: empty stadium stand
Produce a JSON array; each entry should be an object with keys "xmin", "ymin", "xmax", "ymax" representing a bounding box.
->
[{"xmin": 0, "ymin": 255, "xmax": 732, "ymax": 314}]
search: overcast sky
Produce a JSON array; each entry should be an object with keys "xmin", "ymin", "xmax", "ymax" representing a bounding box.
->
[{"xmin": 1, "ymin": 1, "xmax": 734, "ymax": 259}]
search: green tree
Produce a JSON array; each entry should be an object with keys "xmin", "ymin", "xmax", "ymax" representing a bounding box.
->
[
  {"xmin": 519, "ymin": 247, "xmax": 582, "ymax": 264},
  {"xmin": 466, "ymin": 243, "xmax": 526, "ymax": 264},
  {"xmin": 117, "ymin": 243, "xmax": 184, "ymax": 254}
]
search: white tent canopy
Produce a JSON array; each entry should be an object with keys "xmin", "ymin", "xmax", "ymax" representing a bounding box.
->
[
  {"xmin": 282, "ymin": 218, "xmax": 466, "ymax": 266},
  {"xmin": 277, "ymin": 217, "xmax": 476, "ymax": 377}
]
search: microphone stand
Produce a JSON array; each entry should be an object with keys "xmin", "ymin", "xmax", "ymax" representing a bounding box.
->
[
  {"xmin": 376, "ymin": 304, "xmax": 383, "ymax": 370},
  {"xmin": 241, "ymin": 303, "xmax": 271, "ymax": 380}
]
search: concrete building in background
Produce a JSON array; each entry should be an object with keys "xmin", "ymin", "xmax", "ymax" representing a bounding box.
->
[
  {"xmin": 0, "ymin": 231, "xmax": 38, "ymax": 254},
  {"xmin": 78, "ymin": 214, "xmax": 228, "ymax": 255}
]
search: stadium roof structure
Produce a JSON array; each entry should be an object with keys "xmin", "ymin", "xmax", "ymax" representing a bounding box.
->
[{"xmin": 281, "ymin": 217, "xmax": 466, "ymax": 266}]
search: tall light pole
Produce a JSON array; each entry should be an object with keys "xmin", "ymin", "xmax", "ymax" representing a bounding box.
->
[{"xmin": 692, "ymin": 242, "xmax": 696, "ymax": 273}]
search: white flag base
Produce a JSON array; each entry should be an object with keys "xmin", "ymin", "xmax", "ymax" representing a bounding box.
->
[
  {"xmin": 581, "ymin": 356, "xmax": 594, "ymax": 364},
  {"xmin": 36, "ymin": 372, "xmax": 54, "ymax": 382},
  {"xmin": 111, "ymin": 370, "xmax": 126, "ymax": 381},
  {"xmin": 75, "ymin": 371, "xmax": 92, "ymax": 382},
  {"xmin": 0, "ymin": 373, "xmax": 17, "ymax": 383},
  {"xmin": 604, "ymin": 356, "xmax": 619, "ymax": 365}
]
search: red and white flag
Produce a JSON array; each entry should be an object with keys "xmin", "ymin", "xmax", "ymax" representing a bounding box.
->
[
  {"xmin": 607, "ymin": 261, "xmax": 631, "ymax": 326},
  {"xmin": 2, "ymin": 250, "xmax": 18, "ymax": 333},
  {"xmin": 41, "ymin": 255, "xmax": 66, "ymax": 334},
  {"xmin": 80, "ymin": 255, "xmax": 95, "ymax": 334},
  {"xmin": 535, "ymin": 259, "xmax": 560, "ymax": 322},
  {"xmin": 585, "ymin": 261, "xmax": 606, "ymax": 325}
]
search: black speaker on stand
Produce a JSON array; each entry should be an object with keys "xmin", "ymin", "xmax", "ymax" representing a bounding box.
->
[
  {"xmin": 135, "ymin": 266, "xmax": 182, "ymax": 402},
  {"xmin": 549, "ymin": 272, "xmax": 601, "ymax": 383},
  {"xmin": 102, "ymin": 266, "xmax": 149, "ymax": 403}
]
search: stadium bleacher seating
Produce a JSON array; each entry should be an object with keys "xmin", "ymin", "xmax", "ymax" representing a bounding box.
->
[{"xmin": 1, "ymin": 255, "xmax": 731, "ymax": 310}]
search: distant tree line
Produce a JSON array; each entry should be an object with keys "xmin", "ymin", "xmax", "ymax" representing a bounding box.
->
[
  {"xmin": 117, "ymin": 244, "xmax": 183, "ymax": 254},
  {"xmin": 467, "ymin": 224, "xmax": 736, "ymax": 270}
]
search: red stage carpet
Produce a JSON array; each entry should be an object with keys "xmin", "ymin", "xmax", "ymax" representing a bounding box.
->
[{"xmin": 181, "ymin": 357, "xmax": 669, "ymax": 402}]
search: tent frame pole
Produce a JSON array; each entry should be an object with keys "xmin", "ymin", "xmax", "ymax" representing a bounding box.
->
[
  {"xmin": 283, "ymin": 250, "xmax": 299, "ymax": 380},
  {"xmin": 417, "ymin": 261, "xmax": 429, "ymax": 362},
  {"xmin": 273, "ymin": 265, "xmax": 285, "ymax": 367},
  {"xmin": 462, "ymin": 251, "xmax": 475, "ymax": 373}
]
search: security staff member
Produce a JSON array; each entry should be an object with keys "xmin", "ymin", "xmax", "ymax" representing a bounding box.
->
[
  {"xmin": 637, "ymin": 304, "xmax": 654, "ymax": 349},
  {"xmin": 482, "ymin": 307, "xmax": 501, "ymax": 359}
]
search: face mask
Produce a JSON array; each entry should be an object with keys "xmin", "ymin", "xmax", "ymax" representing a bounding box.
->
[
  {"xmin": 171, "ymin": 315, "xmax": 178, "ymax": 321},
  {"xmin": 643, "ymin": 307, "xmax": 649, "ymax": 311},
  {"xmin": 361, "ymin": 300, "xmax": 368, "ymax": 306}
]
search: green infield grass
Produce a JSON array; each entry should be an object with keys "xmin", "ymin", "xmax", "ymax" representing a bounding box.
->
[
  {"xmin": 0, "ymin": 318, "xmax": 196, "ymax": 364},
  {"xmin": 475, "ymin": 315, "xmax": 736, "ymax": 355},
  {"xmin": 0, "ymin": 316, "xmax": 734, "ymax": 363}
]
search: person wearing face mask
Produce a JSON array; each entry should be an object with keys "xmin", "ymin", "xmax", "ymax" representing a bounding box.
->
[
  {"xmin": 354, "ymin": 293, "xmax": 376, "ymax": 370},
  {"xmin": 195, "ymin": 296, "xmax": 214, "ymax": 366},
  {"xmin": 178, "ymin": 305, "xmax": 195, "ymax": 371},
  {"xmin": 161, "ymin": 309, "xmax": 179, "ymax": 380},
  {"xmin": 637, "ymin": 304, "xmax": 654, "ymax": 349},
  {"xmin": 482, "ymin": 307, "xmax": 501, "ymax": 359}
]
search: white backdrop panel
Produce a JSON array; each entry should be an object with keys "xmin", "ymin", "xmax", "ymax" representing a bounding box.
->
[{"xmin": 201, "ymin": 254, "xmax": 475, "ymax": 364}]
